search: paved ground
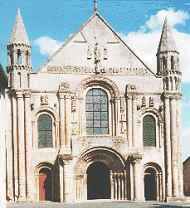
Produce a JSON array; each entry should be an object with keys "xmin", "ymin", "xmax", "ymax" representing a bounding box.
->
[{"xmin": 6, "ymin": 200, "xmax": 190, "ymax": 208}]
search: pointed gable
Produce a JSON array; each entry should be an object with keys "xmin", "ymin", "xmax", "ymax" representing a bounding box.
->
[
  {"xmin": 40, "ymin": 13, "xmax": 154, "ymax": 76},
  {"xmin": 9, "ymin": 9, "xmax": 30, "ymax": 45}
]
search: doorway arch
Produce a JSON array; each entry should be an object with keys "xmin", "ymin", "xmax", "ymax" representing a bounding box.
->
[
  {"xmin": 87, "ymin": 162, "xmax": 111, "ymax": 199},
  {"xmin": 75, "ymin": 147, "xmax": 127, "ymax": 201},
  {"xmin": 144, "ymin": 167, "xmax": 157, "ymax": 200},
  {"xmin": 144, "ymin": 163, "xmax": 163, "ymax": 201},
  {"xmin": 39, "ymin": 168, "xmax": 52, "ymax": 201}
]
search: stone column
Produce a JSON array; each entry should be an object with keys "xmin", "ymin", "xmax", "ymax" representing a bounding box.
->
[
  {"xmin": 114, "ymin": 173, "xmax": 118, "ymax": 200},
  {"xmin": 176, "ymin": 97, "xmax": 184, "ymax": 197},
  {"xmin": 24, "ymin": 90, "xmax": 33, "ymax": 200},
  {"xmin": 164, "ymin": 96, "xmax": 172, "ymax": 198},
  {"xmin": 170, "ymin": 97, "xmax": 179, "ymax": 197},
  {"xmin": 11, "ymin": 94, "xmax": 18, "ymax": 200},
  {"xmin": 58, "ymin": 92, "xmax": 66, "ymax": 148},
  {"xmin": 110, "ymin": 171, "xmax": 114, "ymax": 200},
  {"xmin": 127, "ymin": 95, "xmax": 132, "ymax": 147},
  {"xmin": 132, "ymin": 95, "xmax": 137, "ymax": 147},
  {"xmin": 121, "ymin": 172, "xmax": 124, "ymax": 200},
  {"xmin": 124, "ymin": 170, "xmax": 127, "ymax": 200},
  {"xmin": 63, "ymin": 160, "xmax": 74, "ymax": 202},
  {"xmin": 131, "ymin": 154, "xmax": 144, "ymax": 201},
  {"xmin": 65, "ymin": 94, "xmax": 72, "ymax": 152},
  {"xmin": 115, "ymin": 97, "xmax": 121, "ymax": 136},
  {"xmin": 16, "ymin": 90, "xmax": 26, "ymax": 200},
  {"xmin": 58, "ymin": 83, "xmax": 72, "ymax": 154},
  {"xmin": 118, "ymin": 173, "xmax": 121, "ymax": 200},
  {"xmin": 130, "ymin": 163, "xmax": 134, "ymax": 200},
  {"xmin": 60, "ymin": 154, "xmax": 75, "ymax": 202},
  {"xmin": 59, "ymin": 159, "xmax": 64, "ymax": 202}
]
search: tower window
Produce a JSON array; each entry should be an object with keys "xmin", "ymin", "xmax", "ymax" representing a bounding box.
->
[
  {"xmin": 171, "ymin": 56, "xmax": 174, "ymax": 70},
  {"xmin": 17, "ymin": 49, "xmax": 22, "ymax": 65},
  {"xmin": 86, "ymin": 88, "xmax": 109, "ymax": 135},
  {"xmin": 26, "ymin": 51, "xmax": 29, "ymax": 65},
  {"xmin": 38, "ymin": 114, "xmax": 53, "ymax": 148},
  {"xmin": 143, "ymin": 115, "xmax": 156, "ymax": 147},
  {"xmin": 163, "ymin": 57, "xmax": 167, "ymax": 70}
]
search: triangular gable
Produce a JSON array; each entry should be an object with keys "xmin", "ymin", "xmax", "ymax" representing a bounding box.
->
[{"xmin": 39, "ymin": 13, "xmax": 155, "ymax": 76}]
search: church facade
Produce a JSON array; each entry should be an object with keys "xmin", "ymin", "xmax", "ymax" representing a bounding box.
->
[{"xmin": 3, "ymin": 6, "xmax": 184, "ymax": 203}]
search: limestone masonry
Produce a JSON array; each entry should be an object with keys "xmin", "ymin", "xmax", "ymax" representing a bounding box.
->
[{"xmin": 0, "ymin": 6, "xmax": 185, "ymax": 203}]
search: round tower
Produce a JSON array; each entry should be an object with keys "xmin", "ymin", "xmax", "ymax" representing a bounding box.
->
[{"xmin": 7, "ymin": 8, "xmax": 31, "ymax": 90}]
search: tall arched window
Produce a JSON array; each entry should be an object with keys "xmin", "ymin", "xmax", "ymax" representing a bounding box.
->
[
  {"xmin": 143, "ymin": 115, "xmax": 156, "ymax": 147},
  {"xmin": 86, "ymin": 88, "xmax": 109, "ymax": 135},
  {"xmin": 38, "ymin": 114, "xmax": 53, "ymax": 148},
  {"xmin": 171, "ymin": 56, "xmax": 174, "ymax": 70},
  {"xmin": 17, "ymin": 49, "xmax": 22, "ymax": 65}
]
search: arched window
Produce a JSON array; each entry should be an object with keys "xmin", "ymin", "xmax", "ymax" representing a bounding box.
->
[
  {"xmin": 25, "ymin": 50, "xmax": 30, "ymax": 65},
  {"xmin": 38, "ymin": 114, "xmax": 53, "ymax": 148},
  {"xmin": 171, "ymin": 56, "xmax": 174, "ymax": 70},
  {"xmin": 163, "ymin": 57, "xmax": 167, "ymax": 70},
  {"xmin": 86, "ymin": 88, "xmax": 109, "ymax": 135},
  {"xmin": 17, "ymin": 49, "xmax": 22, "ymax": 65},
  {"xmin": 143, "ymin": 115, "xmax": 156, "ymax": 147}
]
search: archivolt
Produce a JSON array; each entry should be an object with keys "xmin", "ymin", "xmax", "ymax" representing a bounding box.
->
[
  {"xmin": 75, "ymin": 147, "xmax": 126, "ymax": 175},
  {"xmin": 78, "ymin": 75, "xmax": 120, "ymax": 97}
]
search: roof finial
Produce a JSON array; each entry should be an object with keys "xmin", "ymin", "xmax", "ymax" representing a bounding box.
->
[{"xmin": 94, "ymin": 0, "xmax": 98, "ymax": 13}]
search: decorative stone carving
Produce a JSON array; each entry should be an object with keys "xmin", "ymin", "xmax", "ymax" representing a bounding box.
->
[
  {"xmin": 94, "ymin": 42, "xmax": 101, "ymax": 73},
  {"xmin": 71, "ymin": 97, "xmax": 77, "ymax": 112},
  {"xmin": 59, "ymin": 82, "xmax": 70, "ymax": 91},
  {"xmin": 87, "ymin": 46, "xmax": 92, "ymax": 59},
  {"xmin": 104, "ymin": 47, "xmax": 108, "ymax": 60},
  {"xmin": 128, "ymin": 153, "xmax": 143, "ymax": 163},
  {"xmin": 149, "ymin": 97, "xmax": 154, "ymax": 107},
  {"xmin": 40, "ymin": 95, "xmax": 48, "ymax": 105},
  {"xmin": 159, "ymin": 105, "xmax": 163, "ymax": 112},
  {"xmin": 142, "ymin": 96, "xmax": 146, "ymax": 107}
]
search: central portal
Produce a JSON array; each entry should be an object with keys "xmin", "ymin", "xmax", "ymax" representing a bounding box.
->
[{"xmin": 87, "ymin": 162, "xmax": 111, "ymax": 200}]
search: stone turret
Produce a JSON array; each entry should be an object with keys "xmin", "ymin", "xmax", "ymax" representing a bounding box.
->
[
  {"xmin": 157, "ymin": 17, "xmax": 181, "ymax": 92},
  {"xmin": 158, "ymin": 18, "xmax": 184, "ymax": 199},
  {"xmin": 7, "ymin": 8, "xmax": 31, "ymax": 90}
]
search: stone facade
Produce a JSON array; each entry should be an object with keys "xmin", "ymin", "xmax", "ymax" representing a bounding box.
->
[{"xmin": 2, "ymin": 8, "xmax": 184, "ymax": 203}]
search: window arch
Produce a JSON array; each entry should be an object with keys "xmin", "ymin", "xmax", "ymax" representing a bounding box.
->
[
  {"xmin": 86, "ymin": 88, "xmax": 109, "ymax": 135},
  {"xmin": 17, "ymin": 49, "xmax": 22, "ymax": 65},
  {"xmin": 38, "ymin": 114, "xmax": 53, "ymax": 148},
  {"xmin": 143, "ymin": 115, "xmax": 156, "ymax": 147}
]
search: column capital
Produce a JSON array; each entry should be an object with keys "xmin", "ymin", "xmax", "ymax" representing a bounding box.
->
[
  {"xmin": 15, "ymin": 90, "xmax": 23, "ymax": 98},
  {"xmin": 23, "ymin": 90, "xmax": 31, "ymax": 98},
  {"xmin": 58, "ymin": 91, "xmax": 73, "ymax": 99},
  {"xmin": 162, "ymin": 92, "xmax": 182, "ymax": 100},
  {"xmin": 128, "ymin": 153, "xmax": 143, "ymax": 164}
]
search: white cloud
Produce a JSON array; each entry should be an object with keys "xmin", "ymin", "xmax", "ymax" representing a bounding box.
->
[
  {"xmin": 121, "ymin": 8, "xmax": 190, "ymax": 82},
  {"xmin": 34, "ymin": 36, "xmax": 62, "ymax": 56},
  {"xmin": 144, "ymin": 8, "xmax": 189, "ymax": 31}
]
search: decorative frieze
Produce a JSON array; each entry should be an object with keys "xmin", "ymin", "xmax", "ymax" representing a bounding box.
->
[
  {"xmin": 46, "ymin": 65, "xmax": 149, "ymax": 76},
  {"xmin": 40, "ymin": 94, "xmax": 48, "ymax": 105}
]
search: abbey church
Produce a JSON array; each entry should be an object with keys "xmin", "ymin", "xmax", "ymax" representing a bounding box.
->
[{"xmin": 0, "ymin": 3, "xmax": 184, "ymax": 203}]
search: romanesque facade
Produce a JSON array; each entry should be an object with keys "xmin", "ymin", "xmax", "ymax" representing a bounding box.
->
[{"xmin": 3, "ymin": 7, "xmax": 184, "ymax": 202}]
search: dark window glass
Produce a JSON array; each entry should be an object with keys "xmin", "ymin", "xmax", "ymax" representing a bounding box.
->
[
  {"xmin": 143, "ymin": 115, "xmax": 156, "ymax": 147},
  {"xmin": 38, "ymin": 114, "xmax": 53, "ymax": 148},
  {"xmin": 86, "ymin": 88, "xmax": 109, "ymax": 135}
]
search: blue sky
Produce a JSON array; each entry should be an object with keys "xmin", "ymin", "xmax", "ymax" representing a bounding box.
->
[{"xmin": 0, "ymin": 0, "xmax": 190, "ymax": 160}]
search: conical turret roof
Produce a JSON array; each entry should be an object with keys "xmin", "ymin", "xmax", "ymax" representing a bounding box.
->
[
  {"xmin": 9, "ymin": 8, "xmax": 30, "ymax": 45},
  {"xmin": 157, "ymin": 17, "xmax": 178, "ymax": 53}
]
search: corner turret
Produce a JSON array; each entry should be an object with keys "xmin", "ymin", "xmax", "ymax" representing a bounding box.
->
[{"xmin": 7, "ymin": 9, "xmax": 31, "ymax": 90}]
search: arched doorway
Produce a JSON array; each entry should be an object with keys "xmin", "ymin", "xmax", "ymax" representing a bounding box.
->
[
  {"xmin": 39, "ymin": 168, "xmax": 52, "ymax": 201},
  {"xmin": 144, "ymin": 167, "xmax": 157, "ymax": 201},
  {"xmin": 87, "ymin": 162, "xmax": 111, "ymax": 200}
]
